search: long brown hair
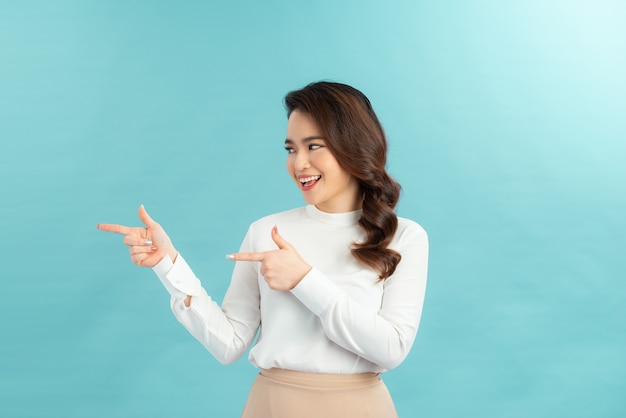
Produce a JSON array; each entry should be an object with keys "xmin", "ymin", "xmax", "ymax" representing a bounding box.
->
[{"xmin": 284, "ymin": 81, "xmax": 401, "ymax": 279}]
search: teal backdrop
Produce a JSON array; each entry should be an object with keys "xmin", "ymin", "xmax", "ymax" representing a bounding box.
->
[{"xmin": 1, "ymin": 1, "xmax": 624, "ymax": 417}]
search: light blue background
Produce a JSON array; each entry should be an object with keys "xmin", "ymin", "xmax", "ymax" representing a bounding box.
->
[{"xmin": 1, "ymin": 1, "xmax": 624, "ymax": 417}]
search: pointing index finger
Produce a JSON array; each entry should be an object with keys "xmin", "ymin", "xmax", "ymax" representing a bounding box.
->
[
  {"xmin": 97, "ymin": 223, "xmax": 133, "ymax": 235},
  {"xmin": 227, "ymin": 252, "xmax": 265, "ymax": 262}
]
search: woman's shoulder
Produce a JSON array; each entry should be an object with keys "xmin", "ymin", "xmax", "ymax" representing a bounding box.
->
[{"xmin": 395, "ymin": 215, "xmax": 428, "ymax": 244}]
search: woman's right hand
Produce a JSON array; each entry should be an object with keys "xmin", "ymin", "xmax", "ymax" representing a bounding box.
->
[{"xmin": 97, "ymin": 205, "xmax": 177, "ymax": 268}]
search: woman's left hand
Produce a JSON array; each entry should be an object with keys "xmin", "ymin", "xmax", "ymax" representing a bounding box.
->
[{"xmin": 228, "ymin": 226, "xmax": 312, "ymax": 290}]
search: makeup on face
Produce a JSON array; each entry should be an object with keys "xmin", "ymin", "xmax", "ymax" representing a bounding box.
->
[{"xmin": 285, "ymin": 111, "xmax": 360, "ymax": 213}]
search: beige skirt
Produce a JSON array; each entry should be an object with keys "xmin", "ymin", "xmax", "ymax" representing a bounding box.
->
[{"xmin": 240, "ymin": 368, "xmax": 398, "ymax": 418}]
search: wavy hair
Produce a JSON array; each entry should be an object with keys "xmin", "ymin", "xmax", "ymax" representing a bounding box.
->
[{"xmin": 284, "ymin": 81, "xmax": 401, "ymax": 279}]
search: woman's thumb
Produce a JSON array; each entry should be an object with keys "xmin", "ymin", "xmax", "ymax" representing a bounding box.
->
[
  {"xmin": 138, "ymin": 205, "xmax": 157, "ymax": 227},
  {"xmin": 271, "ymin": 226, "xmax": 291, "ymax": 250}
]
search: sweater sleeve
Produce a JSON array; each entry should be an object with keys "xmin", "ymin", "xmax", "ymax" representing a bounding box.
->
[
  {"xmin": 152, "ymin": 229, "xmax": 260, "ymax": 365},
  {"xmin": 290, "ymin": 224, "xmax": 428, "ymax": 371}
]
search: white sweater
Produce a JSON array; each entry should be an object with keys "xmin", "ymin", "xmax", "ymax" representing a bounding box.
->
[{"xmin": 153, "ymin": 205, "xmax": 428, "ymax": 374}]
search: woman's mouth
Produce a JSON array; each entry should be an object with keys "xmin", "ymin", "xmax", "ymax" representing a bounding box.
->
[{"xmin": 299, "ymin": 175, "xmax": 321, "ymax": 191}]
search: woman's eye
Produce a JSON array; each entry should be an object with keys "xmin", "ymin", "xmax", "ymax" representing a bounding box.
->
[
  {"xmin": 309, "ymin": 144, "xmax": 322, "ymax": 150},
  {"xmin": 284, "ymin": 146, "xmax": 295, "ymax": 154}
]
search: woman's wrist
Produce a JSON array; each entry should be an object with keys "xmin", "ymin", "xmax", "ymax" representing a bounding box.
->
[{"xmin": 168, "ymin": 247, "xmax": 178, "ymax": 263}]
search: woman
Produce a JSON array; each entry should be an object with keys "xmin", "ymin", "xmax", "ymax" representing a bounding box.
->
[{"xmin": 97, "ymin": 81, "xmax": 429, "ymax": 417}]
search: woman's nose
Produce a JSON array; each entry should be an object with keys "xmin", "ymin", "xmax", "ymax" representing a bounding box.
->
[{"xmin": 294, "ymin": 151, "xmax": 310, "ymax": 171}]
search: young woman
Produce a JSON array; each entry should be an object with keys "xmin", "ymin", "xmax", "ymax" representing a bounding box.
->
[{"xmin": 97, "ymin": 81, "xmax": 429, "ymax": 417}]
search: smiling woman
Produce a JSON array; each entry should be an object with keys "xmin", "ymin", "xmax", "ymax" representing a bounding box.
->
[
  {"xmin": 285, "ymin": 83, "xmax": 405, "ymax": 280},
  {"xmin": 284, "ymin": 111, "xmax": 361, "ymax": 214},
  {"xmin": 97, "ymin": 81, "xmax": 429, "ymax": 418}
]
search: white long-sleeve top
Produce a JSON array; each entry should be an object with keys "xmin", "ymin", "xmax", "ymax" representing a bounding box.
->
[{"xmin": 153, "ymin": 205, "xmax": 428, "ymax": 374}]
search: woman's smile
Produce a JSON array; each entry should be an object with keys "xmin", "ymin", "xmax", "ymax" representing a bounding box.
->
[
  {"xmin": 299, "ymin": 174, "xmax": 321, "ymax": 191},
  {"xmin": 285, "ymin": 110, "xmax": 360, "ymax": 213}
]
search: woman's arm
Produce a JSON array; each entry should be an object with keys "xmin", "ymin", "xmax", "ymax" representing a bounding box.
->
[
  {"xmin": 153, "ymin": 249, "xmax": 261, "ymax": 365},
  {"xmin": 291, "ymin": 225, "xmax": 428, "ymax": 370},
  {"xmin": 98, "ymin": 206, "xmax": 261, "ymax": 365}
]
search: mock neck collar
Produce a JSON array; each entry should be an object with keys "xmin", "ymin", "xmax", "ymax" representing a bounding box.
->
[{"xmin": 305, "ymin": 205, "xmax": 362, "ymax": 226}]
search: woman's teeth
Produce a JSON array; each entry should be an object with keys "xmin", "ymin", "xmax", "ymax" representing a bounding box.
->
[{"xmin": 300, "ymin": 175, "xmax": 321, "ymax": 187}]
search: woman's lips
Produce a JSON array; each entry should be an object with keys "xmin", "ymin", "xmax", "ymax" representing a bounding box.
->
[{"xmin": 299, "ymin": 175, "xmax": 321, "ymax": 191}]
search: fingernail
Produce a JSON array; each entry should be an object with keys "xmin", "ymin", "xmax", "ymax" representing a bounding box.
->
[
  {"xmin": 144, "ymin": 240, "xmax": 153, "ymax": 245},
  {"xmin": 151, "ymin": 246, "xmax": 158, "ymax": 252},
  {"xmin": 226, "ymin": 254, "xmax": 235, "ymax": 260}
]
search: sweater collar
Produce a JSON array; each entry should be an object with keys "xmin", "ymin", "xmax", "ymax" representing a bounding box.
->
[{"xmin": 305, "ymin": 205, "xmax": 362, "ymax": 226}]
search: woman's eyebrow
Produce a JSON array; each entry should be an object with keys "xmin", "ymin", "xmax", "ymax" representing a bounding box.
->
[{"xmin": 284, "ymin": 136, "xmax": 325, "ymax": 145}]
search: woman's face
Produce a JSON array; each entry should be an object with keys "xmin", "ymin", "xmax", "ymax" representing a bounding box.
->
[{"xmin": 285, "ymin": 110, "xmax": 361, "ymax": 213}]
